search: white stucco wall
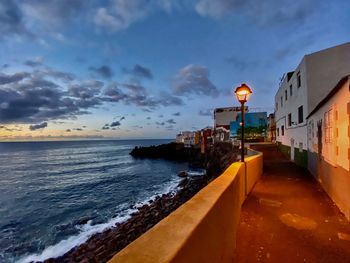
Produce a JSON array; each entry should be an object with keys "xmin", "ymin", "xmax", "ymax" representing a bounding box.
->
[
  {"xmin": 307, "ymin": 78, "xmax": 350, "ymax": 171},
  {"xmin": 275, "ymin": 59, "xmax": 308, "ymax": 152},
  {"xmin": 306, "ymin": 42, "xmax": 350, "ymax": 114}
]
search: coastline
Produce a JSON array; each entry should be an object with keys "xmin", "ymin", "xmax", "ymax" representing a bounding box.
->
[{"xmin": 39, "ymin": 142, "xmax": 238, "ymax": 263}]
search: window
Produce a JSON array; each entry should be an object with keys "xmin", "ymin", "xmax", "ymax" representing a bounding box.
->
[
  {"xmin": 281, "ymin": 125, "xmax": 284, "ymax": 136},
  {"xmin": 285, "ymin": 90, "xmax": 287, "ymax": 101},
  {"xmin": 288, "ymin": 113, "xmax": 292, "ymax": 126},
  {"xmin": 277, "ymin": 128, "xmax": 279, "ymax": 136},
  {"xmin": 281, "ymin": 96, "xmax": 283, "ymax": 107},
  {"xmin": 298, "ymin": 105, "xmax": 303, "ymax": 123},
  {"xmin": 290, "ymin": 84, "xmax": 293, "ymax": 96},
  {"xmin": 324, "ymin": 108, "xmax": 333, "ymax": 143},
  {"xmin": 297, "ymin": 72, "xmax": 301, "ymax": 88}
]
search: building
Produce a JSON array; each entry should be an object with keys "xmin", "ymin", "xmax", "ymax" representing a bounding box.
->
[
  {"xmin": 267, "ymin": 113, "xmax": 276, "ymax": 142},
  {"xmin": 213, "ymin": 127, "xmax": 230, "ymax": 143},
  {"xmin": 229, "ymin": 112, "xmax": 268, "ymax": 139},
  {"xmin": 214, "ymin": 106, "xmax": 248, "ymax": 130},
  {"xmin": 306, "ymin": 76, "xmax": 350, "ymax": 219},
  {"xmin": 176, "ymin": 131, "xmax": 195, "ymax": 146},
  {"xmin": 200, "ymin": 127, "xmax": 213, "ymax": 153},
  {"xmin": 275, "ymin": 42, "xmax": 350, "ymax": 167}
]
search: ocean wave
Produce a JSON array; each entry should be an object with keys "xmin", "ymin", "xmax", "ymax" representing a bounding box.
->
[{"xmin": 17, "ymin": 176, "xmax": 181, "ymax": 263}]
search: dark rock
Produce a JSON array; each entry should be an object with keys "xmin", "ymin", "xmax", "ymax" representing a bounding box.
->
[{"xmin": 178, "ymin": 170, "xmax": 188, "ymax": 177}]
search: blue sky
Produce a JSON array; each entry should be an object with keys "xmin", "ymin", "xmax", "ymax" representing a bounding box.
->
[{"xmin": 0, "ymin": 0, "xmax": 349, "ymax": 140}]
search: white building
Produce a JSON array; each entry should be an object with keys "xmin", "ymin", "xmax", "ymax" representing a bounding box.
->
[
  {"xmin": 214, "ymin": 106, "xmax": 247, "ymax": 130},
  {"xmin": 307, "ymin": 76, "xmax": 350, "ymax": 219},
  {"xmin": 275, "ymin": 42, "xmax": 350, "ymax": 166}
]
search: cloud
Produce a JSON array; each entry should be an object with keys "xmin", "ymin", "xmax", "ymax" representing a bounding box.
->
[
  {"xmin": 0, "ymin": 72, "xmax": 30, "ymax": 85},
  {"xmin": 172, "ymin": 112, "xmax": 181, "ymax": 116},
  {"xmin": 195, "ymin": 0, "xmax": 319, "ymax": 26},
  {"xmin": 66, "ymin": 129, "xmax": 71, "ymax": 132},
  {"xmin": 166, "ymin": 119, "xmax": 176, "ymax": 124},
  {"xmin": 0, "ymin": 125, "xmax": 22, "ymax": 132},
  {"xmin": 29, "ymin": 122, "xmax": 48, "ymax": 130},
  {"xmin": 0, "ymin": 66, "xmax": 183, "ymax": 124},
  {"xmin": 0, "ymin": 0, "xmax": 32, "ymax": 39},
  {"xmin": 199, "ymin": 109, "xmax": 212, "ymax": 116},
  {"xmin": 89, "ymin": 65, "xmax": 114, "ymax": 79},
  {"xmin": 172, "ymin": 64, "xmax": 219, "ymax": 97},
  {"xmin": 156, "ymin": 121, "xmax": 165, "ymax": 126},
  {"xmin": 123, "ymin": 64, "xmax": 153, "ymax": 79},
  {"xmin": 21, "ymin": 0, "xmax": 86, "ymax": 28},
  {"xmin": 73, "ymin": 128, "xmax": 83, "ymax": 131},
  {"xmin": 103, "ymin": 83, "xmax": 183, "ymax": 110},
  {"xmin": 0, "ymin": 71, "xmax": 91, "ymax": 123},
  {"xmin": 110, "ymin": 121, "xmax": 121, "ymax": 127},
  {"xmin": 24, "ymin": 57, "xmax": 44, "ymax": 67},
  {"xmin": 94, "ymin": 0, "xmax": 172, "ymax": 32}
]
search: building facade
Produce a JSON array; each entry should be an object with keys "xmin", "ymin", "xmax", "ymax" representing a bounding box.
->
[
  {"xmin": 214, "ymin": 106, "xmax": 247, "ymax": 130},
  {"xmin": 275, "ymin": 42, "xmax": 350, "ymax": 167},
  {"xmin": 307, "ymin": 76, "xmax": 350, "ymax": 220}
]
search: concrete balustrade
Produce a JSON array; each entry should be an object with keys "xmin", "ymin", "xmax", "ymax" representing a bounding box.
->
[{"xmin": 109, "ymin": 149, "xmax": 263, "ymax": 263}]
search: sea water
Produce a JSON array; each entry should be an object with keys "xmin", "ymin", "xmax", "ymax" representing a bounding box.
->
[{"xmin": 0, "ymin": 139, "xmax": 189, "ymax": 263}]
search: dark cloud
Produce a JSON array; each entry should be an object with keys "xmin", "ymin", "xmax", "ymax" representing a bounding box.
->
[
  {"xmin": 156, "ymin": 121, "xmax": 165, "ymax": 126},
  {"xmin": 73, "ymin": 128, "xmax": 83, "ymax": 131},
  {"xmin": 146, "ymin": 116, "xmax": 151, "ymax": 120},
  {"xmin": 0, "ymin": 72, "xmax": 30, "ymax": 85},
  {"xmin": 29, "ymin": 122, "xmax": 48, "ymax": 130},
  {"xmin": 2, "ymin": 64, "xmax": 10, "ymax": 68},
  {"xmin": 0, "ymin": 72, "xmax": 90, "ymax": 123},
  {"xmin": 166, "ymin": 119, "xmax": 176, "ymax": 124},
  {"xmin": 102, "ymin": 125, "xmax": 110, "ymax": 130},
  {"xmin": 66, "ymin": 129, "xmax": 71, "ymax": 132},
  {"xmin": 172, "ymin": 112, "xmax": 181, "ymax": 116},
  {"xmin": 199, "ymin": 109, "xmax": 212, "ymax": 116},
  {"xmin": 172, "ymin": 65, "xmax": 219, "ymax": 97},
  {"xmin": 24, "ymin": 57, "xmax": 44, "ymax": 67},
  {"xmin": 0, "ymin": 67, "xmax": 184, "ymax": 124},
  {"xmin": 110, "ymin": 121, "xmax": 121, "ymax": 127},
  {"xmin": 89, "ymin": 65, "xmax": 114, "ymax": 79},
  {"xmin": 123, "ymin": 64, "xmax": 153, "ymax": 79},
  {"xmin": 0, "ymin": 0, "xmax": 32, "ymax": 39},
  {"xmin": 103, "ymin": 83, "xmax": 183, "ymax": 110}
]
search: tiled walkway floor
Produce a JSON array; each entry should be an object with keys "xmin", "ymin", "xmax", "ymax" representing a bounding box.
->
[{"xmin": 234, "ymin": 144, "xmax": 350, "ymax": 263}]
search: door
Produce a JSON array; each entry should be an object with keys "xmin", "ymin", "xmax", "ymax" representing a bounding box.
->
[{"xmin": 291, "ymin": 138, "xmax": 295, "ymax": 161}]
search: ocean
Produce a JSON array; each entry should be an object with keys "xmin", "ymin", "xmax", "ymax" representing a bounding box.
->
[{"xmin": 0, "ymin": 139, "xmax": 189, "ymax": 263}]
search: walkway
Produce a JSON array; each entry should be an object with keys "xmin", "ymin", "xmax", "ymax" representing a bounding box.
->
[{"xmin": 234, "ymin": 144, "xmax": 350, "ymax": 263}]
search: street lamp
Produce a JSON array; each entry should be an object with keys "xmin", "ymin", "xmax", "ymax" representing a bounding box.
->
[{"xmin": 234, "ymin": 83, "xmax": 253, "ymax": 162}]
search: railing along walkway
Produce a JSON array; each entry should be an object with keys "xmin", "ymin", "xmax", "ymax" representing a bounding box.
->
[{"xmin": 234, "ymin": 144, "xmax": 350, "ymax": 263}]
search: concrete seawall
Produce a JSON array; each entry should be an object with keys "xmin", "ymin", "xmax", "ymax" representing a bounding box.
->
[{"xmin": 108, "ymin": 149, "xmax": 263, "ymax": 263}]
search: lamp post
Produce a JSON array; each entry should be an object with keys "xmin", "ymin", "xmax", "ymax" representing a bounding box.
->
[{"xmin": 234, "ymin": 83, "xmax": 253, "ymax": 162}]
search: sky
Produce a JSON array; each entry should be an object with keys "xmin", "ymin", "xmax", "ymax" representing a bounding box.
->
[{"xmin": 0, "ymin": 0, "xmax": 349, "ymax": 140}]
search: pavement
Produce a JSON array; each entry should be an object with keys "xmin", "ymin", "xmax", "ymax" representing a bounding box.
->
[{"xmin": 234, "ymin": 144, "xmax": 350, "ymax": 263}]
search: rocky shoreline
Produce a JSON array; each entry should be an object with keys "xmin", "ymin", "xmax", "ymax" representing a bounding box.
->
[{"xmin": 43, "ymin": 142, "xmax": 238, "ymax": 263}]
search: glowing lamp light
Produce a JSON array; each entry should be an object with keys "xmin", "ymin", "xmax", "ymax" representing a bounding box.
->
[{"xmin": 234, "ymin": 83, "xmax": 253, "ymax": 103}]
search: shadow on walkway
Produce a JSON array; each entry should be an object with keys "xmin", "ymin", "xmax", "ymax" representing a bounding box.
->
[{"xmin": 234, "ymin": 144, "xmax": 350, "ymax": 263}]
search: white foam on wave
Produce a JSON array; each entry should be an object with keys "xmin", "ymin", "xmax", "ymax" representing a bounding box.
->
[
  {"xmin": 18, "ymin": 176, "xmax": 182, "ymax": 263},
  {"xmin": 17, "ymin": 211, "xmax": 134, "ymax": 263}
]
